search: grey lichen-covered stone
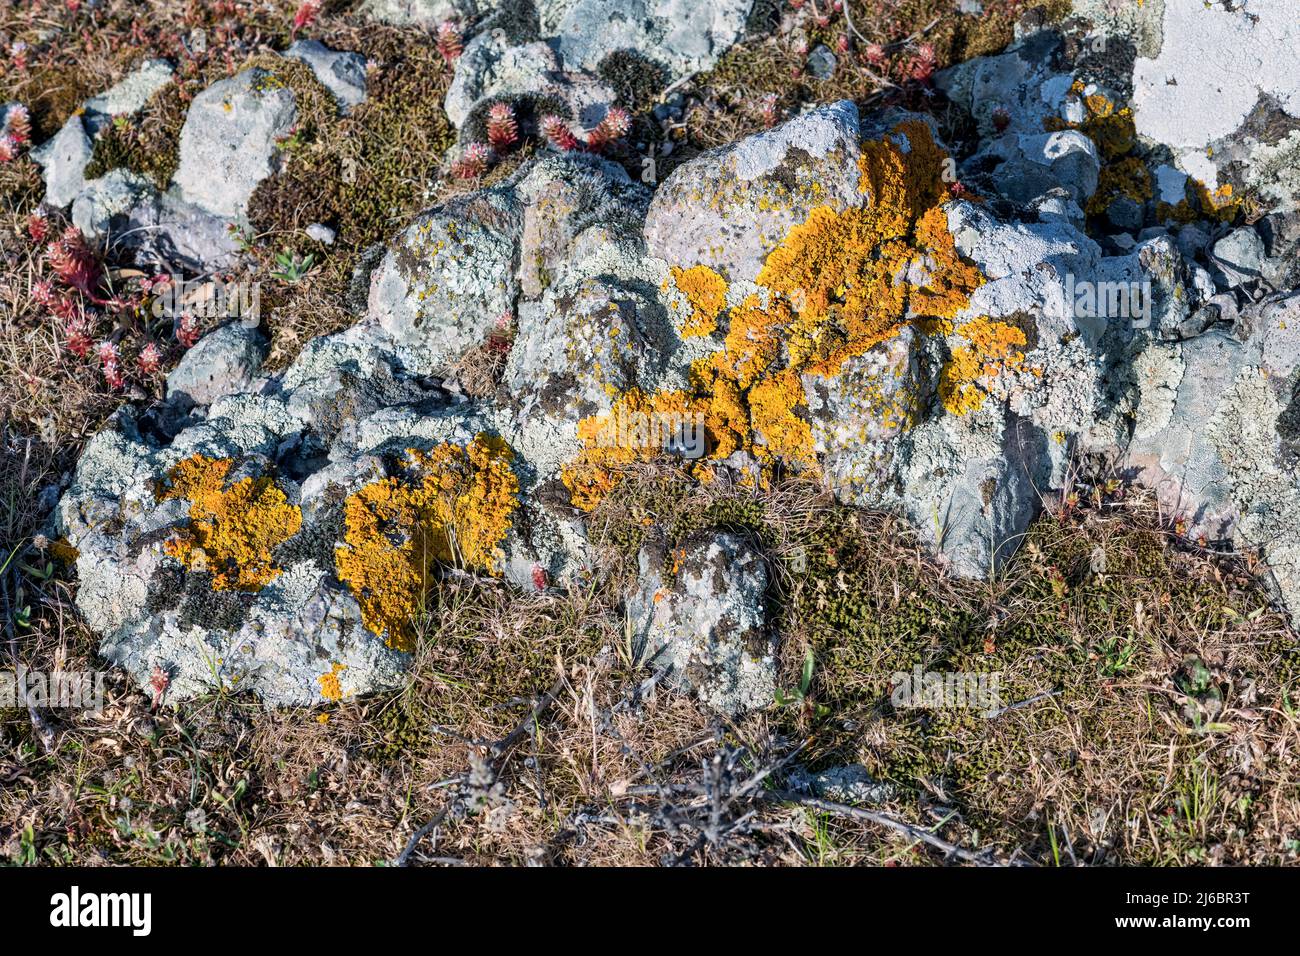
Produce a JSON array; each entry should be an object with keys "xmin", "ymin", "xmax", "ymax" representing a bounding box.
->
[
  {"xmin": 626, "ymin": 531, "xmax": 776, "ymax": 716},
  {"xmin": 166, "ymin": 323, "xmax": 270, "ymax": 408},
  {"xmin": 71, "ymin": 170, "xmax": 240, "ymax": 273},
  {"xmin": 644, "ymin": 100, "xmax": 863, "ymax": 283},
  {"xmin": 173, "ymin": 68, "xmax": 298, "ymax": 220},
  {"xmin": 787, "ymin": 764, "xmax": 897, "ymax": 806},
  {"xmin": 366, "ymin": 188, "xmax": 523, "ymax": 374},
  {"xmin": 1131, "ymin": 0, "xmax": 1300, "ymax": 215},
  {"xmin": 539, "ymin": 0, "xmax": 752, "ymax": 82},
  {"xmin": 30, "ymin": 115, "xmax": 93, "ymax": 208},
  {"xmin": 361, "ymin": 0, "xmax": 483, "ymax": 24},
  {"xmin": 1211, "ymin": 227, "xmax": 1266, "ymax": 289},
  {"xmin": 445, "ymin": 29, "xmax": 615, "ymax": 131},
  {"xmin": 284, "ymin": 40, "xmax": 368, "ymax": 114}
]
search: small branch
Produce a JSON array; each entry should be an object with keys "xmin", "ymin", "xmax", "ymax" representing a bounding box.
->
[{"xmin": 769, "ymin": 790, "xmax": 1007, "ymax": 866}]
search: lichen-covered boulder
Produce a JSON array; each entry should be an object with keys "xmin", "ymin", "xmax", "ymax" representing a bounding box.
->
[
  {"xmin": 1124, "ymin": 292, "xmax": 1300, "ymax": 611},
  {"xmin": 643, "ymin": 100, "xmax": 864, "ymax": 283},
  {"xmin": 366, "ymin": 189, "xmax": 522, "ymax": 373},
  {"xmin": 539, "ymin": 0, "xmax": 753, "ymax": 83},
  {"xmin": 1131, "ymin": 0, "xmax": 1300, "ymax": 216},
  {"xmin": 55, "ymin": 323, "xmax": 525, "ymax": 706},
  {"xmin": 626, "ymin": 531, "xmax": 775, "ymax": 715},
  {"xmin": 445, "ymin": 29, "xmax": 615, "ymax": 132},
  {"xmin": 173, "ymin": 68, "xmax": 298, "ymax": 220}
]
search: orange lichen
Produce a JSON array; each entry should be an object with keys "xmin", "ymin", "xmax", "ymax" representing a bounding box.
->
[
  {"xmin": 318, "ymin": 662, "xmax": 346, "ymax": 702},
  {"xmin": 671, "ymin": 264, "xmax": 729, "ymax": 338},
  {"xmin": 157, "ymin": 454, "xmax": 302, "ymax": 591},
  {"xmin": 565, "ymin": 121, "xmax": 986, "ymax": 509},
  {"xmin": 939, "ymin": 317, "xmax": 1027, "ymax": 415},
  {"xmin": 335, "ymin": 434, "xmax": 519, "ymax": 650}
]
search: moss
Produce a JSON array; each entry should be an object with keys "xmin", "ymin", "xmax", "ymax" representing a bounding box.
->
[
  {"xmin": 83, "ymin": 82, "xmax": 188, "ymax": 188},
  {"xmin": 596, "ymin": 49, "xmax": 670, "ymax": 112},
  {"xmin": 156, "ymin": 455, "xmax": 303, "ymax": 593},
  {"xmin": 334, "ymin": 434, "xmax": 520, "ymax": 651},
  {"xmin": 247, "ymin": 29, "xmax": 456, "ymax": 252}
]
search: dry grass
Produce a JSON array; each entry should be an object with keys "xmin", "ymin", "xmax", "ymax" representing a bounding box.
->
[{"xmin": 3, "ymin": 449, "xmax": 1298, "ymax": 865}]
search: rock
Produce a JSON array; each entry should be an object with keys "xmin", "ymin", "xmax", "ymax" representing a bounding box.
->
[
  {"xmin": 989, "ymin": 129, "xmax": 1100, "ymax": 206},
  {"xmin": 30, "ymin": 115, "xmax": 93, "ymax": 208},
  {"xmin": 284, "ymin": 40, "xmax": 367, "ymax": 114},
  {"xmin": 936, "ymin": 31, "xmax": 1068, "ymax": 140},
  {"xmin": 306, "ymin": 222, "xmax": 337, "ymax": 245},
  {"xmin": 1211, "ymin": 227, "xmax": 1266, "ymax": 289},
  {"xmin": 365, "ymin": 188, "xmax": 522, "ymax": 373},
  {"xmin": 1130, "ymin": 0, "xmax": 1300, "ymax": 216},
  {"xmin": 1106, "ymin": 195, "xmax": 1144, "ymax": 233},
  {"xmin": 361, "ymin": 0, "xmax": 481, "ymax": 24},
  {"xmin": 787, "ymin": 764, "xmax": 896, "ymax": 805},
  {"xmin": 166, "ymin": 323, "xmax": 270, "ymax": 407},
  {"xmin": 541, "ymin": 0, "xmax": 753, "ymax": 83},
  {"xmin": 71, "ymin": 171, "xmax": 240, "ymax": 273},
  {"xmin": 644, "ymin": 100, "xmax": 864, "ymax": 283},
  {"xmin": 445, "ymin": 28, "xmax": 615, "ymax": 131},
  {"xmin": 173, "ymin": 68, "xmax": 298, "ymax": 220},
  {"xmin": 626, "ymin": 531, "xmax": 775, "ymax": 715},
  {"xmin": 82, "ymin": 58, "xmax": 174, "ymax": 134},
  {"xmin": 806, "ymin": 44, "xmax": 837, "ymax": 81}
]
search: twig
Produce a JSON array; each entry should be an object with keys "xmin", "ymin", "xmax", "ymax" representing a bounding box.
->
[{"xmin": 769, "ymin": 790, "xmax": 1007, "ymax": 866}]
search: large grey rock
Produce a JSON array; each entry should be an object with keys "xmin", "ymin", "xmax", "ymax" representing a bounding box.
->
[
  {"xmin": 445, "ymin": 28, "xmax": 614, "ymax": 131},
  {"xmin": 166, "ymin": 323, "xmax": 269, "ymax": 407},
  {"xmin": 71, "ymin": 169, "xmax": 240, "ymax": 273},
  {"xmin": 285, "ymin": 40, "xmax": 367, "ymax": 114},
  {"xmin": 540, "ymin": 0, "xmax": 752, "ymax": 83},
  {"xmin": 30, "ymin": 115, "xmax": 93, "ymax": 208},
  {"xmin": 626, "ymin": 531, "xmax": 775, "ymax": 716},
  {"xmin": 173, "ymin": 68, "xmax": 298, "ymax": 220},
  {"xmin": 1130, "ymin": 0, "xmax": 1300, "ymax": 215}
]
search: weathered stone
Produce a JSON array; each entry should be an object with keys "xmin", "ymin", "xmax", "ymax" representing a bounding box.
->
[
  {"xmin": 626, "ymin": 531, "xmax": 775, "ymax": 715},
  {"xmin": 166, "ymin": 322, "xmax": 270, "ymax": 407},
  {"xmin": 173, "ymin": 68, "xmax": 298, "ymax": 220},
  {"xmin": 30, "ymin": 115, "xmax": 92, "ymax": 208}
]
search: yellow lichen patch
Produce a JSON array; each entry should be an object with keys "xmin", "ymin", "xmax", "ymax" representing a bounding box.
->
[
  {"xmin": 334, "ymin": 434, "xmax": 519, "ymax": 650},
  {"xmin": 562, "ymin": 388, "xmax": 710, "ymax": 510},
  {"xmin": 671, "ymin": 264, "xmax": 729, "ymax": 339},
  {"xmin": 564, "ymin": 121, "xmax": 986, "ymax": 509},
  {"xmin": 318, "ymin": 662, "xmax": 346, "ymax": 702},
  {"xmin": 939, "ymin": 317, "xmax": 1028, "ymax": 416},
  {"xmin": 157, "ymin": 454, "xmax": 302, "ymax": 592}
]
